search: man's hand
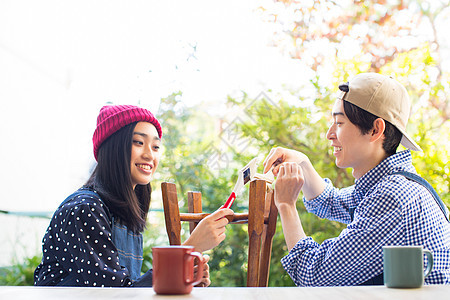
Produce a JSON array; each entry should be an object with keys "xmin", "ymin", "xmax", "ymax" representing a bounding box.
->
[
  {"xmin": 263, "ymin": 147, "xmax": 308, "ymax": 176},
  {"xmin": 264, "ymin": 147, "xmax": 325, "ymax": 200},
  {"xmin": 274, "ymin": 162, "xmax": 304, "ymax": 209}
]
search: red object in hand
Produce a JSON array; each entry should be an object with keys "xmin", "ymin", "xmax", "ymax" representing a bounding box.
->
[{"xmin": 222, "ymin": 192, "xmax": 236, "ymax": 209}]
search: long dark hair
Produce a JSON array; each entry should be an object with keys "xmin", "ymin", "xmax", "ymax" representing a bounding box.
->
[
  {"xmin": 343, "ymin": 100, "xmax": 402, "ymax": 156},
  {"xmin": 85, "ymin": 122, "xmax": 151, "ymax": 233}
]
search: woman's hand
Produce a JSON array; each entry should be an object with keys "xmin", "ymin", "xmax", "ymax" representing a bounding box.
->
[
  {"xmin": 183, "ymin": 208, "xmax": 234, "ymax": 253},
  {"xmin": 194, "ymin": 254, "xmax": 211, "ymax": 287}
]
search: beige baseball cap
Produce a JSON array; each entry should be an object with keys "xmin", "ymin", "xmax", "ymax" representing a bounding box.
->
[{"xmin": 338, "ymin": 72, "xmax": 422, "ymax": 151}]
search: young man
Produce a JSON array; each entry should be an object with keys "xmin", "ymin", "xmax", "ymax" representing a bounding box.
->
[{"xmin": 263, "ymin": 73, "xmax": 450, "ymax": 286}]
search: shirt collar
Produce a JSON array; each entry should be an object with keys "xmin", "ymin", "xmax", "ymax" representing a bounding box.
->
[{"xmin": 354, "ymin": 150, "xmax": 413, "ymax": 194}]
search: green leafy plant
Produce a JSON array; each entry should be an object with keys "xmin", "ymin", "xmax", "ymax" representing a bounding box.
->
[{"xmin": 0, "ymin": 255, "xmax": 41, "ymax": 286}]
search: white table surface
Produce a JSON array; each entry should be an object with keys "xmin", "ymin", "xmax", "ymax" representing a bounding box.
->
[{"xmin": 1, "ymin": 285, "xmax": 449, "ymax": 300}]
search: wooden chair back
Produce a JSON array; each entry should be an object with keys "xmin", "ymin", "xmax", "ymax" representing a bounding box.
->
[{"xmin": 161, "ymin": 179, "xmax": 278, "ymax": 287}]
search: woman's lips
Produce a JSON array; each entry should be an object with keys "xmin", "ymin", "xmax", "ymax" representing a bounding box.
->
[{"xmin": 136, "ymin": 163, "xmax": 153, "ymax": 173}]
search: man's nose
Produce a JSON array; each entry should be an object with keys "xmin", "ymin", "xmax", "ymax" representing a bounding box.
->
[{"xmin": 326, "ymin": 124, "xmax": 335, "ymax": 140}]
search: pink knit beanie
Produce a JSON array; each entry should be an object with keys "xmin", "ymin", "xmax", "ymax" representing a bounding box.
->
[{"xmin": 92, "ymin": 105, "xmax": 162, "ymax": 160}]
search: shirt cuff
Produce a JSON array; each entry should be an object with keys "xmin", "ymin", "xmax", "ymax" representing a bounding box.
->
[
  {"xmin": 281, "ymin": 236, "xmax": 318, "ymax": 270},
  {"xmin": 132, "ymin": 269, "xmax": 153, "ymax": 287},
  {"xmin": 280, "ymin": 237, "xmax": 319, "ymax": 286},
  {"xmin": 303, "ymin": 178, "xmax": 332, "ymax": 209}
]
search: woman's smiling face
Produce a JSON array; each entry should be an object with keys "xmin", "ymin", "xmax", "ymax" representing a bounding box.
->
[{"xmin": 130, "ymin": 121, "xmax": 161, "ymax": 189}]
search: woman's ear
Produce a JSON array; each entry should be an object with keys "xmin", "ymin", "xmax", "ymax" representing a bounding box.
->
[{"xmin": 370, "ymin": 118, "xmax": 386, "ymax": 142}]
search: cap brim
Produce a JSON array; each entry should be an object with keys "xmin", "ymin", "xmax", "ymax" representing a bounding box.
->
[{"xmin": 400, "ymin": 134, "xmax": 422, "ymax": 152}]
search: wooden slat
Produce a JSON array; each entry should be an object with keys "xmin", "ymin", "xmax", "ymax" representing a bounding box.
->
[
  {"xmin": 247, "ymin": 180, "xmax": 266, "ymax": 287},
  {"xmin": 258, "ymin": 188, "xmax": 278, "ymax": 287},
  {"xmin": 179, "ymin": 212, "xmax": 250, "ymax": 223},
  {"xmin": 161, "ymin": 182, "xmax": 182, "ymax": 245},
  {"xmin": 188, "ymin": 191, "xmax": 202, "ymax": 233}
]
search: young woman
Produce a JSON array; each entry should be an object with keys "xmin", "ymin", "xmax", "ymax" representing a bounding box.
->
[{"xmin": 34, "ymin": 104, "xmax": 234, "ymax": 287}]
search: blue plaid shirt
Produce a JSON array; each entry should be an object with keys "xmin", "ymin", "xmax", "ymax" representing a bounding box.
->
[{"xmin": 281, "ymin": 150, "xmax": 450, "ymax": 286}]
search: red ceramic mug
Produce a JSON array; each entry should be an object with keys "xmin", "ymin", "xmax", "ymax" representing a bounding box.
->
[{"xmin": 152, "ymin": 246, "xmax": 204, "ymax": 295}]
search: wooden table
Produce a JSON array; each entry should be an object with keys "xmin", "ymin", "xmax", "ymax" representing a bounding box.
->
[{"xmin": 0, "ymin": 285, "xmax": 448, "ymax": 300}]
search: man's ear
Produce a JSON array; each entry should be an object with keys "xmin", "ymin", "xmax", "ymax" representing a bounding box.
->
[{"xmin": 370, "ymin": 118, "xmax": 386, "ymax": 142}]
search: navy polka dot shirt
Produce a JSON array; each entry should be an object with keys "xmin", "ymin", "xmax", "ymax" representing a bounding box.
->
[{"xmin": 34, "ymin": 187, "xmax": 152, "ymax": 287}]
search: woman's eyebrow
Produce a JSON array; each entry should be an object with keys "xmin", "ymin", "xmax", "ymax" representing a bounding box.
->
[
  {"xmin": 133, "ymin": 132, "xmax": 161, "ymax": 141},
  {"xmin": 332, "ymin": 112, "xmax": 345, "ymax": 117}
]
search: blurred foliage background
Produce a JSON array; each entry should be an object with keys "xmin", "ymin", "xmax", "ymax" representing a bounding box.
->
[{"xmin": 1, "ymin": 0, "xmax": 449, "ymax": 287}]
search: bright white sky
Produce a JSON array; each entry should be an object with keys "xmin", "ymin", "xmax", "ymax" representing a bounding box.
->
[{"xmin": 0, "ymin": 0, "xmax": 308, "ymax": 212}]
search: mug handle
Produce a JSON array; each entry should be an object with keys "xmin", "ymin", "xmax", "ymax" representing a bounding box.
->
[
  {"xmin": 184, "ymin": 251, "xmax": 204, "ymax": 286},
  {"xmin": 423, "ymin": 249, "xmax": 433, "ymax": 278}
]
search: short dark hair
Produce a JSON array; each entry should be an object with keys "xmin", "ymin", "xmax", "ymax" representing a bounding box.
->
[
  {"xmin": 85, "ymin": 122, "xmax": 151, "ymax": 233},
  {"xmin": 343, "ymin": 100, "xmax": 402, "ymax": 156}
]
